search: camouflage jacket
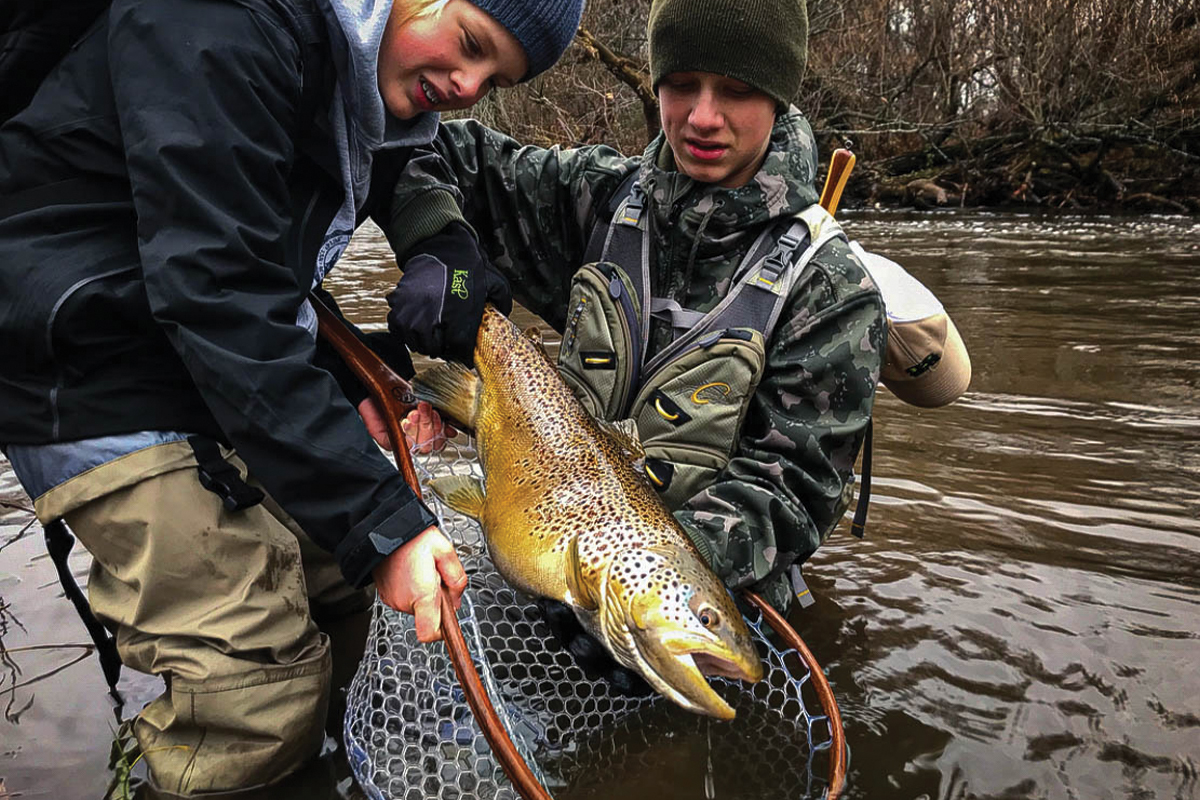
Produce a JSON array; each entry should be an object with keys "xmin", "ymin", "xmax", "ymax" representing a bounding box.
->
[{"xmin": 388, "ymin": 109, "xmax": 885, "ymax": 610}]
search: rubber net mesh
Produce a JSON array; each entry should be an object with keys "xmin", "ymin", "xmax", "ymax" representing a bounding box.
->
[{"xmin": 345, "ymin": 438, "xmax": 838, "ymax": 800}]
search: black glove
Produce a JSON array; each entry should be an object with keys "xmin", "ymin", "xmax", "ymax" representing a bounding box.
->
[
  {"xmin": 535, "ymin": 598, "xmax": 653, "ymax": 698},
  {"xmin": 387, "ymin": 223, "xmax": 512, "ymax": 365}
]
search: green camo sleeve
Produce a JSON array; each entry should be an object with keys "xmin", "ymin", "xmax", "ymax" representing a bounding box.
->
[
  {"xmin": 387, "ymin": 119, "xmax": 637, "ymax": 331},
  {"xmin": 675, "ymin": 236, "xmax": 885, "ymax": 608}
]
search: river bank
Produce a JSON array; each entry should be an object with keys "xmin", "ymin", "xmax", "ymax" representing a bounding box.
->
[{"xmin": 827, "ymin": 136, "xmax": 1199, "ymax": 215}]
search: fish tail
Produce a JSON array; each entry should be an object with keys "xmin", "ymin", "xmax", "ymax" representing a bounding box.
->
[{"xmin": 412, "ymin": 362, "xmax": 480, "ymax": 429}]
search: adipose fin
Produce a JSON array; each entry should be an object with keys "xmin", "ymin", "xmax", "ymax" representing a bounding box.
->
[{"xmin": 598, "ymin": 418, "xmax": 645, "ymax": 466}]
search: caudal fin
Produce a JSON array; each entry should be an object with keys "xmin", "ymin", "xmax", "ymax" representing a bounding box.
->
[{"xmin": 412, "ymin": 362, "xmax": 481, "ymax": 430}]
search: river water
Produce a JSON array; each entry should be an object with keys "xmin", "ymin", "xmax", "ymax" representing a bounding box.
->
[{"xmin": 2, "ymin": 211, "xmax": 1197, "ymax": 799}]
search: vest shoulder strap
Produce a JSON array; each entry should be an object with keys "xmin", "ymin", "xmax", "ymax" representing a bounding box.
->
[
  {"xmin": 644, "ymin": 206, "xmax": 847, "ymax": 374},
  {"xmin": 585, "ymin": 178, "xmax": 850, "ymax": 392},
  {"xmin": 583, "ymin": 170, "xmax": 641, "ymax": 265}
]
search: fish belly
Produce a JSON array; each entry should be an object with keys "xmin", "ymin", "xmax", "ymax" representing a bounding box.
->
[{"xmin": 478, "ymin": 470, "xmax": 577, "ymax": 604}]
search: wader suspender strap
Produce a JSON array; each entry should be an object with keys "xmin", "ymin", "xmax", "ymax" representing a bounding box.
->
[
  {"xmin": 188, "ymin": 436, "xmax": 265, "ymax": 512},
  {"xmin": 44, "ymin": 519, "xmax": 123, "ymax": 697}
]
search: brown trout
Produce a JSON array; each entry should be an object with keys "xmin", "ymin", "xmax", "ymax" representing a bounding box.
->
[{"xmin": 414, "ymin": 306, "xmax": 762, "ymax": 719}]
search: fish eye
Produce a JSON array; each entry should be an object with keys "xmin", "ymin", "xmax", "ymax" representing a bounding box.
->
[{"xmin": 697, "ymin": 606, "xmax": 720, "ymax": 628}]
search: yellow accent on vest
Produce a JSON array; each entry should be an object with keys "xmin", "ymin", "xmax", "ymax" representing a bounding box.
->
[
  {"xmin": 644, "ymin": 463, "xmax": 665, "ymax": 486},
  {"xmin": 584, "ymin": 356, "xmax": 612, "ymax": 365},
  {"xmin": 691, "ymin": 382, "xmax": 731, "ymax": 405},
  {"xmin": 654, "ymin": 398, "xmax": 680, "ymax": 421}
]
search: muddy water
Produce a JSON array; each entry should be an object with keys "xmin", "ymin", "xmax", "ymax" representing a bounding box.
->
[{"xmin": 2, "ymin": 211, "xmax": 1198, "ymax": 799}]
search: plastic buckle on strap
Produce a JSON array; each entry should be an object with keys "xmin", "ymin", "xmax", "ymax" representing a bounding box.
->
[
  {"xmin": 619, "ymin": 182, "xmax": 646, "ymax": 226},
  {"xmin": 188, "ymin": 436, "xmax": 264, "ymax": 512},
  {"xmin": 777, "ymin": 231, "xmax": 803, "ymax": 254},
  {"xmin": 762, "ymin": 231, "xmax": 805, "ymax": 283}
]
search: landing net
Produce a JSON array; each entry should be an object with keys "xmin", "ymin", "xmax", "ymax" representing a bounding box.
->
[{"xmin": 344, "ymin": 438, "xmax": 841, "ymax": 800}]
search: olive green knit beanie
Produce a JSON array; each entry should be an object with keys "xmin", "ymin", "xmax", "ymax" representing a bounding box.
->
[{"xmin": 648, "ymin": 0, "xmax": 809, "ymax": 108}]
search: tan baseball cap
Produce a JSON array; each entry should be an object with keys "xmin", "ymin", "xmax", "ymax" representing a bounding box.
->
[{"xmin": 850, "ymin": 242, "xmax": 971, "ymax": 408}]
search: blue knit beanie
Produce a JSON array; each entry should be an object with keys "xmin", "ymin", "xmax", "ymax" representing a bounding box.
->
[{"xmin": 469, "ymin": 0, "xmax": 584, "ymax": 79}]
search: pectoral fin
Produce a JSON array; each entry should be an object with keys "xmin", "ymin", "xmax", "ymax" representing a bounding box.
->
[
  {"xmin": 428, "ymin": 475, "xmax": 486, "ymax": 520},
  {"xmin": 563, "ymin": 535, "xmax": 597, "ymax": 610},
  {"xmin": 629, "ymin": 591, "xmax": 654, "ymax": 632},
  {"xmin": 412, "ymin": 362, "xmax": 481, "ymax": 429}
]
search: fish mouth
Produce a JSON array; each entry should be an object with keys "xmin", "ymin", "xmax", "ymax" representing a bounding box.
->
[
  {"xmin": 670, "ymin": 637, "xmax": 763, "ymax": 684},
  {"xmin": 633, "ymin": 633, "xmax": 764, "ymax": 720},
  {"xmin": 692, "ymin": 651, "xmax": 761, "ymax": 681}
]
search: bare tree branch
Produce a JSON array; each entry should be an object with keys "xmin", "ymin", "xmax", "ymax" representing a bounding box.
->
[{"xmin": 574, "ymin": 27, "xmax": 659, "ymax": 140}]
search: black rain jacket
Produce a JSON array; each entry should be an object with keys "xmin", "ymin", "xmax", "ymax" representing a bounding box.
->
[{"xmin": 0, "ymin": 0, "xmax": 435, "ymax": 586}]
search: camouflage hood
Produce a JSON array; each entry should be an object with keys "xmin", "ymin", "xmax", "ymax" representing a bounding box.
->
[
  {"xmin": 636, "ymin": 106, "xmax": 821, "ymax": 277},
  {"xmin": 631, "ymin": 106, "xmax": 822, "ymax": 333}
]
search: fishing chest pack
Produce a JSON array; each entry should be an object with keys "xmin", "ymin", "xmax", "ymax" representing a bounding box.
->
[{"xmin": 557, "ymin": 177, "xmax": 873, "ymax": 602}]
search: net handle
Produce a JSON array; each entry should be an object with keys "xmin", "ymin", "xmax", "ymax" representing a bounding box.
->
[
  {"xmin": 742, "ymin": 591, "xmax": 847, "ymax": 799},
  {"xmin": 312, "ymin": 295, "xmax": 554, "ymax": 800},
  {"xmin": 818, "ymin": 148, "xmax": 856, "ymax": 217}
]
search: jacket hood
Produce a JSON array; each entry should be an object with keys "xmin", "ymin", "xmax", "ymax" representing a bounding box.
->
[
  {"xmin": 317, "ymin": 0, "xmax": 438, "ymax": 149},
  {"xmin": 637, "ymin": 106, "xmax": 821, "ymax": 247}
]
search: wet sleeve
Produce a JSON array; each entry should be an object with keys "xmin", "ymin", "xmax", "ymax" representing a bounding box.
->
[
  {"xmin": 107, "ymin": 0, "xmax": 435, "ymax": 587},
  {"xmin": 386, "ymin": 119, "xmax": 636, "ymax": 330},
  {"xmin": 675, "ymin": 238, "xmax": 885, "ymax": 604}
]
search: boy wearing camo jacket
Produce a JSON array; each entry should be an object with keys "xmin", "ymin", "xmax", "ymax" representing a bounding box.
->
[{"xmin": 385, "ymin": 0, "xmax": 886, "ymax": 612}]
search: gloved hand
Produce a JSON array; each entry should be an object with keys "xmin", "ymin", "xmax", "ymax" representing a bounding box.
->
[{"xmin": 387, "ymin": 222, "xmax": 512, "ymax": 365}]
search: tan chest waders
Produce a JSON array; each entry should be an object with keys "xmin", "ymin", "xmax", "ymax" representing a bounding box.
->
[{"xmin": 558, "ymin": 180, "xmax": 851, "ymax": 513}]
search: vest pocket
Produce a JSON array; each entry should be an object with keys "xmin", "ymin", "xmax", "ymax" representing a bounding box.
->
[
  {"xmin": 631, "ymin": 331, "xmax": 767, "ymax": 510},
  {"xmin": 643, "ymin": 443, "xmax": 726, "ymax": 510},
  {"xmin": 557, "ymin": 262, "xmax": 641, "ymax": 420}
]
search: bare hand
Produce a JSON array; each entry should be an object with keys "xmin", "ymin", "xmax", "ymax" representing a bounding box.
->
[
  {"xmin": 372, "ymin": 526, "xmax": 468, "ymax": 643},
  {"xmin": 357, "ymin": 399, "xmax": 457, "ymax": 453},
  {"xmin": 401, "ymin": 401, "xmax": 457, "ymax": 454},
  {"xmin": 358, "ymin": 397, "xmax": 393, "ymax": 450}
]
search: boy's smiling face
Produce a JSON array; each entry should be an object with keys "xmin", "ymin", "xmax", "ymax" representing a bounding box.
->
[
  {"xmin": 657, "ymin": 72, "xmax": 777, "ymax": 189},
  {"xmin": 378, "ymin": 0, "xmax": 527, "ymax": 120}
]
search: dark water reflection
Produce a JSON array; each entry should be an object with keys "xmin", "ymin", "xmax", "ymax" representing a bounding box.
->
[{"xmin": 2, "ymin": 211, "xmax": 1198, "ymax": 799}]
